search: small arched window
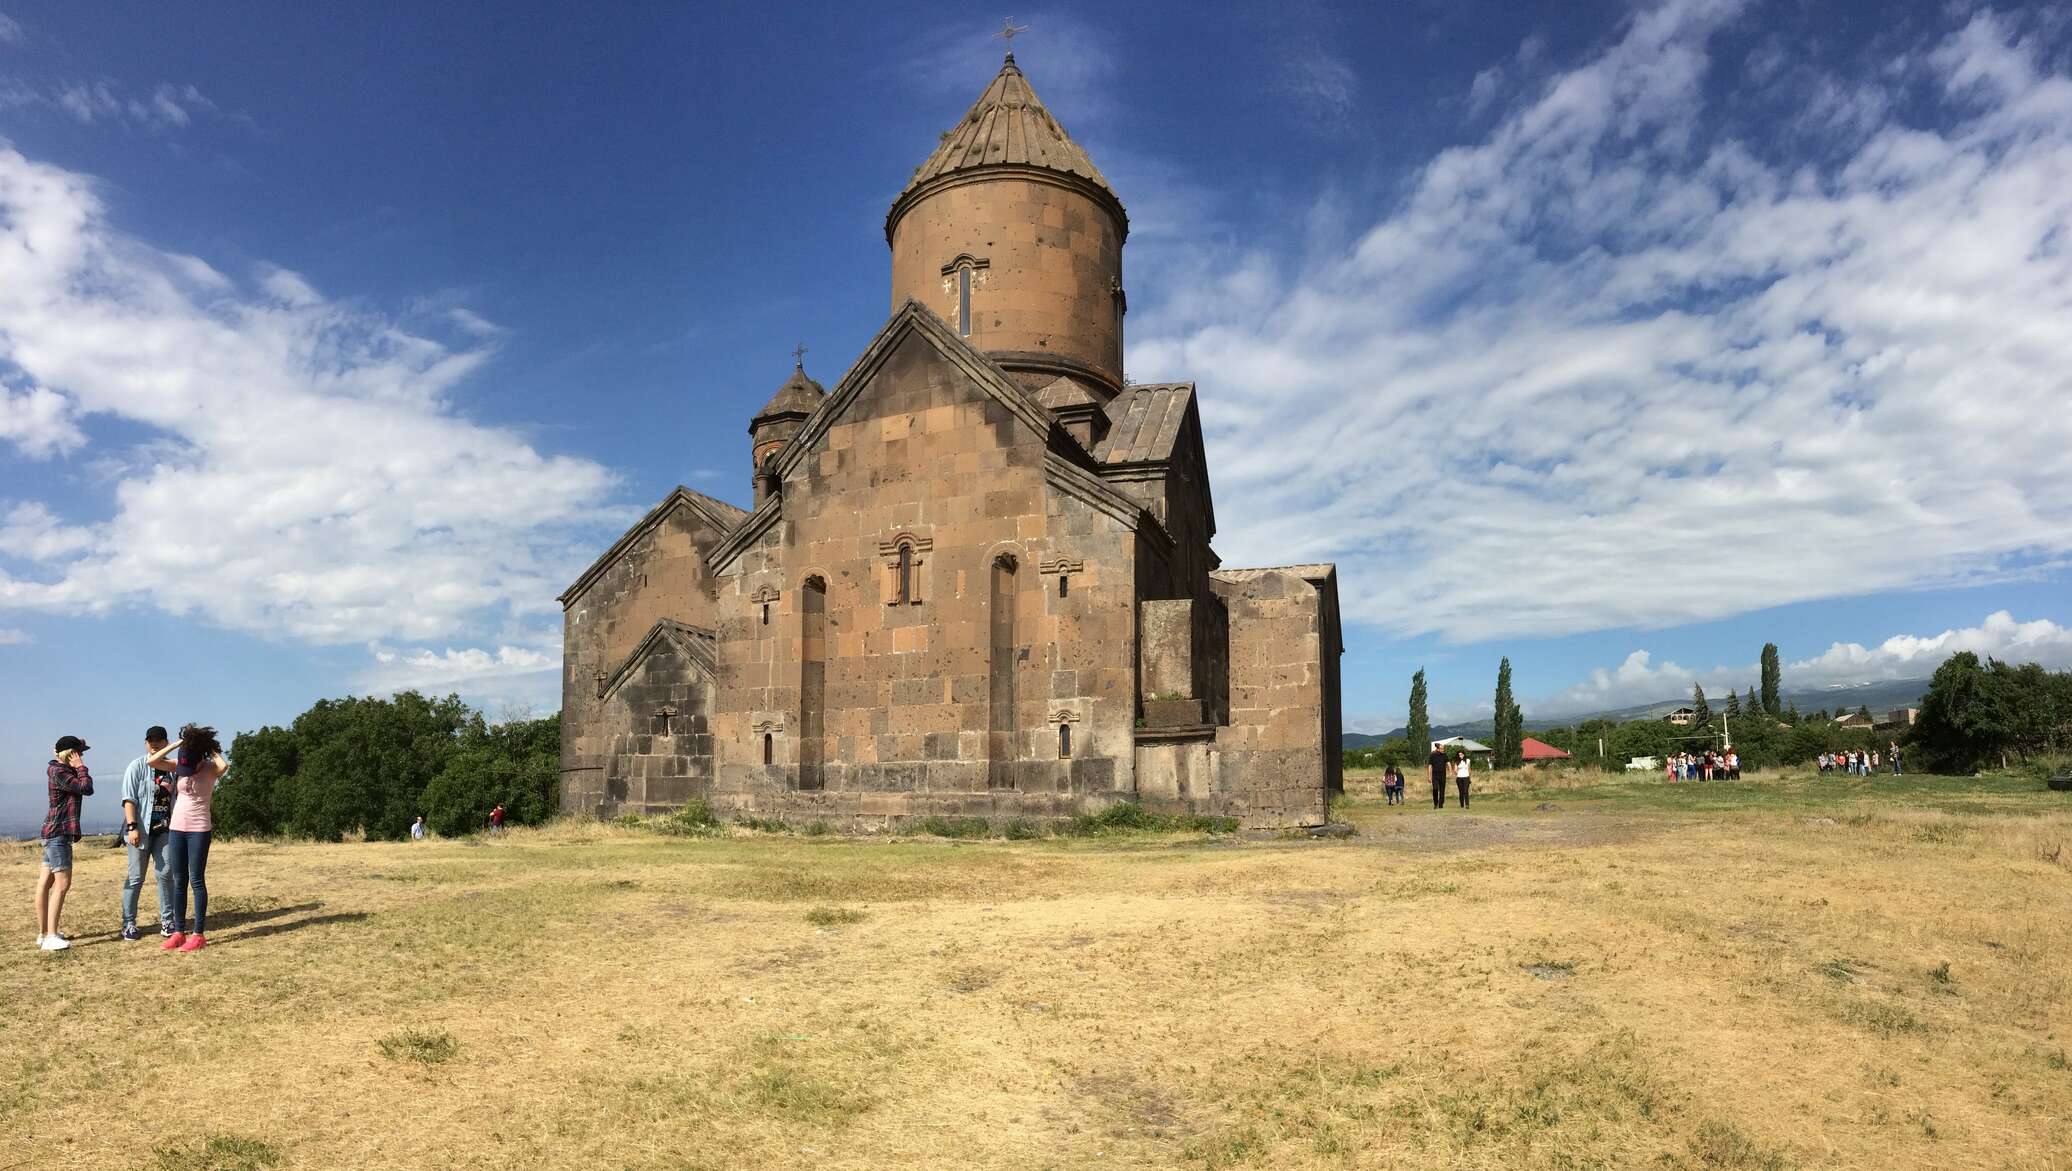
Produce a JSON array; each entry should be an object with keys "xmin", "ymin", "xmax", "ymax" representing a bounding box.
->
[
  {"xmin": 958, "ymin": 267, "xmax": 973, "ymax": 336},
  {"xmin": 763, "ymin": 733, "xmax": 773, "ymax": 765},
  {"xmin": 1058, "ymin": 574, "xmax": 1069, "ymax": 598},
  {"xmin": 1058, "ymin": 723, "xmax": 1072, "ymax": 759},
  {"xmin": 897, "ymin": 542, "xmax": 915, "ymax": 605},
  {"xmin": 761, "ymin": 602, "xmax": 770, "ymax": 626}
]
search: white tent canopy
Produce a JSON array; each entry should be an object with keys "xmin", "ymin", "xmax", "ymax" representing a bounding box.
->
[{"xmin": 1432, "ymin": 736, "xmax": 1493, "ymax": 753}]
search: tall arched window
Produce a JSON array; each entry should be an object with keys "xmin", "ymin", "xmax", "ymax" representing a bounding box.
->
[
  {"xmin": 897, "ymin": 543, "xmax": 915, "ymax": 605},
  {"xmin": 763, "ymin": 733, "xmax": 773, "ymax": 766},
  {"xmin": 799, "ymin": 576, "xmax": 827, "ymax": 792},
  {"xmin": 958, "ymin": 267, "xmax": 973, "ymax": 336}
]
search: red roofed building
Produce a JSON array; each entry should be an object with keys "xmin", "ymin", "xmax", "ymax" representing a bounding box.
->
[{"xmin": 1520, "ymin": 737, "xmax": 1571, "ymax": 765}]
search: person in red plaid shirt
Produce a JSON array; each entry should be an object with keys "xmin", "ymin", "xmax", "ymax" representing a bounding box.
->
[{"xmin": 37, "ymin": 735, "xmax": 94, "ymax": 952}]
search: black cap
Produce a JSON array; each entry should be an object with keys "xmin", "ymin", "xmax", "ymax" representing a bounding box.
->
[
  {"xmin": 54, "ymin": 735, "xmax": 90, "ymax": 754},
  {"xmin": 146, "ymin": 725, "xmax": 168, "ymax": 743}
]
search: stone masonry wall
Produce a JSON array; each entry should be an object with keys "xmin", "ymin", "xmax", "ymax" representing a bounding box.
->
[
  {"xmin": 704, "ymin": 329, "xmax": 1143, "ymax": 826},
  {"xmin": 1205, "ymin": 569, "xmax": 1334, "ymax": 828},
  {"xmin": 560, "ymin": 500, "xmax": 726, "ymax": 814}
]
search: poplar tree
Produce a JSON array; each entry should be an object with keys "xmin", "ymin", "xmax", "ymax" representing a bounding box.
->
[
  {"xmin": 1725, "ymin": 690, "xmax": 1742, "ymax": 720},
  {"xmin": 1691, "ymin": 684, "xmax": 1712, "ymax": 729},
  {"xmin": 1760, "ymin": 643, "xmax": 1782, "ymax": 716},
  {"xmin": 1406, "ymin": 670, "xmax": 1431, "ymax": 760},
  {"xmin": 1493, "ymin": 658, "xmax": 1519, "ymax": 769}
]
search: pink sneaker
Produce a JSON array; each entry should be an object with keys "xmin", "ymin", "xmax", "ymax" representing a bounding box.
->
[
  {"xmin": 161, "ymin": 932, "xmax": 186, "ymax": 951},
  {"xmin": 179, "ymin": 934, "xmax": 206, "ymax": 952}
]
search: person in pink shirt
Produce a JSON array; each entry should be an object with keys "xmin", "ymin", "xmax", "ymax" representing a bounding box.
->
[{"xmin": 147, "ymin": 725, "xmax": 229, "ymax": 952}]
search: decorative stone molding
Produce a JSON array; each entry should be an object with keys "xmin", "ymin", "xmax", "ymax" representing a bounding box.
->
[
  {"xmin": 748, "ymin": 584, "xmax": 781, "ymax": 604},
  {"xmin": 879, "ymin": 532, "xmax": 932, "ymax": 605},
  {"xmin": 1048, "ymin": 709, "xmax": 1081, "ymax": 725},
  {"xmin": 939, "ymin": 253, "xmax": 991, "ymax": 277},
  {"xmin": 752, "ymin": 717, "xmax": 786, "ymax": 735},
  {"xmin": 1037, "ymin": 556, "xmax": 1082, "ymax": 576}
]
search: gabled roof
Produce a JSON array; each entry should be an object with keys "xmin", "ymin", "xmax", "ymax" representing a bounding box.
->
[
  {"xmin": 599, "ymin": 619, "xmax": 716, "ymax": 701},
  {"xmin": 558, "ymin": 486, "xmax": 748, "ymax": 606},
  {"xmin": 1520, "ymin": 737, "xmax": 1572, "ymax": 761},
  {"xmin": 1434, "ymin": 736, "xmax": 1493, "ymax": 753},
  {"xmin": 1094, "ymin": 383, "xmax": 1194, "ymax": 465},
  {"xmin": 889, "ymin": 54, "xmax": 1124, "ymax": 234}
]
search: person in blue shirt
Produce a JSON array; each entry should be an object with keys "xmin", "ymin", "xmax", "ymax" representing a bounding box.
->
[{"xmin": 118, "ymin": 726, "xmax": 179, "ymax": 941}]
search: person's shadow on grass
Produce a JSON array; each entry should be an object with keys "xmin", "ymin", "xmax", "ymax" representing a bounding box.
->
[{"xmin": 227, "ymin": 910, "xmax": 371, "ymax": 943}]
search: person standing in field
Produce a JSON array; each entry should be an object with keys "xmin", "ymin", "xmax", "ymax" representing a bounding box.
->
[
  {"xmin": 489, "ymin": 804, "xmax": 506, "ymax": 835},
  {"xmin": 1381, "ymin": 764, "xmax": 1402, "ymax": 806},
  {"xmin": 151, "ymin": 725, "xmax": 228, "ymax": 953},
  {"xmin": 1454, "ymin": 750, "xmax": 1472, "ymax": 809},
  {"xmin": 119, "ymin": 726, "xmax": 179, "ymax": 941},
  {"xmin": 36, "ymin": 736, "xmax": 94, "ymax": 951},
  {"xmin": 1891, "ymin": 744, "xmax": 1903, "ymax": 775},
  {"xmin": 411, "ymin": 815, "xmax": 426, "ymax": 841},
  {"xmin": 1428, "ymin": 744, "xmax": 1449, "ymax": 809}
]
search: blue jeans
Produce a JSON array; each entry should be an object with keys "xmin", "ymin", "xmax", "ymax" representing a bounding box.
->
[
  {"xmin": 166, "ymin": 829, "xmax": 213, "ymax": 936},
  {"xmin": 123, "ymin": 830, "xmax": 176, "ymax": 930}
]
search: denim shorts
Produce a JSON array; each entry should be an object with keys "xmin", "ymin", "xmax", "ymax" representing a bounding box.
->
[{"xmin": 41, "ymin": 836, "xmax": 74, "ymax": 872}]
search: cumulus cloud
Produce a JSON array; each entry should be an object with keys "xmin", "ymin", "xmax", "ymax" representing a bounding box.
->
[
  {"xmin": 0, "ymin": 145, "xmax": 615, "ymax": 676},
  {"xmin": 0, "ymin": 13, "xmax": 22, "ymax": 46},
  {"xmin": 1544, "ymin": 611, "xmax": 2072, "ymax": 716},
  {"xmin": 0, "ymin": 380, "xmax": 85, "ymax": 457},
  {"xmin": 0, "ymin": 627, "xmax": 28, "ymax": 645},
  {"xmin": 1129, "ymin": 1, "xmax": 2072, "ymax": 643}
]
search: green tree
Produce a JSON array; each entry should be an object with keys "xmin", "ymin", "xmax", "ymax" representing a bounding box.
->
[
  {"xmin": 423, "ymin": 714, "xmax": 560, "ymax": 836},
  {"xmin": 1406, "ymin": 670, "xmax": 1431, "ymax": 759},
  {"xmin": 1785, "ymin": 700, "xmax": 1801, "ymax": 724},
  {"xmin": 1856, "ymin": 704, "xmax": 1872, "ymax": 724},
  {"xmin": 1760, "ymin": 643, "xmax": 1782, "ymax": 716},
  {"xmin": 1743, "ymin": 687, "xmax": 1761, "ymax": 724},
  {"xmin": 1912, "ymin": 652, "xmax": 2003, "ymax": 773},
  {"xmin": 1492, "ymin": 658, "xmax": 1520, "ymax": 769},
  {"xmin": 216, "ymin": 725, "xmax": 298, "ymax": 837},
  {"xmin": 1691, "ymin": 684, "xmax": 1712, "ymax": 730},
  {"xmin": 1725, "ymin": 690, "xmax": 1742, "ymax": 720}
]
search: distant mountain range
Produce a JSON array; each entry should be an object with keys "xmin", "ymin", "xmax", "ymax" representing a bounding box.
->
[{"xmin": 1345, "ymin": 677, "xmax": 1931, "ymax": 748}]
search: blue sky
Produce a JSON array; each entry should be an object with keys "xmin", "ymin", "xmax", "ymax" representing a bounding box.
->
[{"xmin": 3, "ymin": 1, "xmax": 2071, "ymax": 828}]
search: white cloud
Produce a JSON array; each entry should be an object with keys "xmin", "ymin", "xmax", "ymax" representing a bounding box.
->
[
  {"xmin": 1545, "ymin": 610, "xmax": 2072, "ymax": 717},
  {"xmin": 0, "ymin": 145, "xmax": 615, "ymax": 673},
  {"xmin": 363, "ymin": 640, "xmax": 557, "ymax": 691},
  {"xmin": 0, "ymin": 13, "xmax": 23, "ymax": 46},
  {"xmin": 8, "ymin": 76, "xmax": 217, "ymax": 131},
  {"xmin": 0, "ymin": 627, "xmax": 30, "ymax": 645},
  {"xmin": 1128, "ymin": 2, "xmax": 2072, "ymax": 643},
  {"xmin": 0, "ymin": 502, "xmax": 94, "ymax": 561},
  {"xmin": 0, "ymin": 380, "xmax": 85, "ymax": 457}
]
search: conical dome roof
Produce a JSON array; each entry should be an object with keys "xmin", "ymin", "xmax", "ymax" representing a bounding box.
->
[
  {"xmin": 889, "ymin": 54, "xmax": 1122, "ymax": 227},
  {"xmin": 752, "ymin": 364, "xmax": 825, "ymax": 423}
]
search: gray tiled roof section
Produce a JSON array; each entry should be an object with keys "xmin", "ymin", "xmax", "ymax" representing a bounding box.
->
[{"xmin": 1094, "ymin": 383, "xmax": 1194, "ymax": 464}]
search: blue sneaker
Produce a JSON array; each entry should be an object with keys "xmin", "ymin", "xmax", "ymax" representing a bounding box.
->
[{"xmin": 121, "ymin": 925, "xmax": 142, "ymax": 941}]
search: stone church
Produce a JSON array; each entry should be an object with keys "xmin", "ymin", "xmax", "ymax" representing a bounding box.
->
[{"xmin": 558, "ymin": 53, "xmax": 1342, "ymax": 829}]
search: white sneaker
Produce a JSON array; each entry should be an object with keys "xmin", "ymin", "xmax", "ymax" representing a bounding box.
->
[
  {"xmin": 40, "ymin": 935, "xmax": 70, "ymax": 951},
  {"xmin": 34, "ymin": 934, "xmax": 44, "ymax": 949}
]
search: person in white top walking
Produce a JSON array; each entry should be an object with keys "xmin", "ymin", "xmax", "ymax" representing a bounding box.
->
[{"xmin": 1453, "ymin": 751, "xmax": 1472, "ymax": 809}]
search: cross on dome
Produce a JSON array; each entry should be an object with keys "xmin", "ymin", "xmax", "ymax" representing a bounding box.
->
[{"xmin": 996, "ymin": 17, "xmax": 1028, "ymax": 60}]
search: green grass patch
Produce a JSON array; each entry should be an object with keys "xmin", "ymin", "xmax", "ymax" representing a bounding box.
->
[
  {"xmin": 911, "ymin": 815, "xmax": 992, "ymax": 838},
  {"xmin": 377, "ymin": 1027, "xmax": 459, "ymax": 1065},
  {"xmin": 151, "ymin": 1135, "xmax": 283, "ymax": 1171},
  {"xmin": 804, "ymin": 906, "xmax": 866, "ymax": 926},
  {"xmin": 1065, "ymin": 801, "xmax": 1239, "ymax": 836}
]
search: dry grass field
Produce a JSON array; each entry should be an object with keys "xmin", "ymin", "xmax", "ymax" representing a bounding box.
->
[{"xmin": 5, "ymin": 768, "xmax": 2070, "ymax": 1170}]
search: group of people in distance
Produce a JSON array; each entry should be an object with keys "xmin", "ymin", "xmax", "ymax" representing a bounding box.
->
[
  {"xmin": 34, "ymin": 725, "xmax": 228, "ymax": 953},
  {"xmin": 1821, "ymin": 745, "xmax": 1901, "ymax": 775},
  {"xmin": 1376, "ymin": 745, "xmax": 1476, "ymax": 809},
  {"xmin": 1664, "ymin": 749, "xmax": 1740, "ymax": 782}
]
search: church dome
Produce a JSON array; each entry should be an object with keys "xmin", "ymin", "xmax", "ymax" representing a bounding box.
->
[
  {"xmin": 886, "ymin": 54, "xmax": 1130, "ymax": 397},
  {"xmin": 886, "ymin": 53, "xmax": 1125, "ymax": 236},
  {"xmin": 751, "ymin": 364, "xmax": 825, "ymax": 424}
]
